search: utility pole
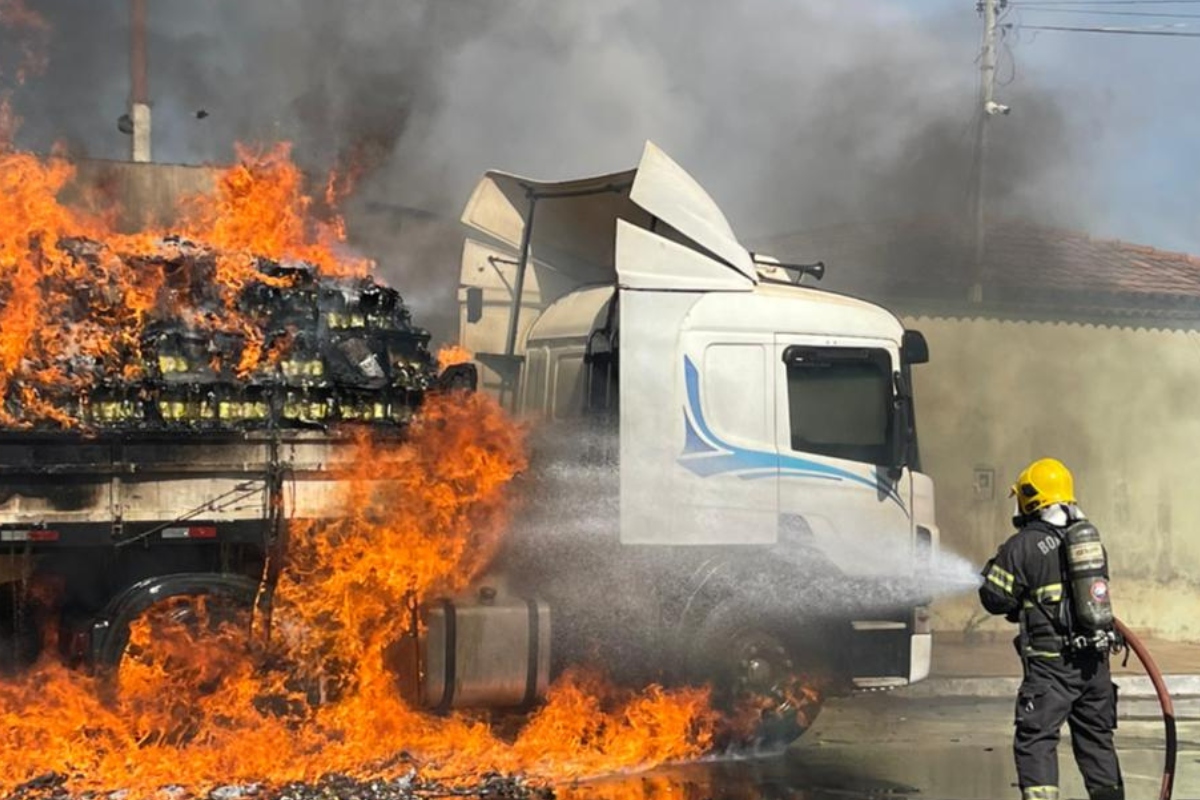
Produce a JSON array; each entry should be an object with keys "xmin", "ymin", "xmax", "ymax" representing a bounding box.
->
[
  {"xmin": 970, "ymin": 0, "xmax": 1006, "ymax": 304},
  {"xmin": 129, "ymin": 0, "xmax": 151, "ymax": 162}
]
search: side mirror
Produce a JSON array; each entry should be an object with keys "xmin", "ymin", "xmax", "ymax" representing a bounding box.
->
[
  {"xmin": 902, "ymin": 329, "xmax": 929, "ymax": 365},
  {"xmin": 466, "ymin": 287, "xmax": 484, "ymax": 324},
  {"xmin": 889, "ymin": 372, "xmax": 911, "ymax": 473}
]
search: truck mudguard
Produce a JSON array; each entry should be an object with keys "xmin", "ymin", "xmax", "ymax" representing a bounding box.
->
[{"xmin": 88, "ymin": 572, "xmax": 261, "ymax": 668}]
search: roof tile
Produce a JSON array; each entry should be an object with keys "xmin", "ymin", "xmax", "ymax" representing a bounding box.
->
[{"xmin": 761, "ymin": 218, "xmax": 1200, "ymax": 319}]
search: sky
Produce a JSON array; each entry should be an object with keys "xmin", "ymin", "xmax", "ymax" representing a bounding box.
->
[
  {"xmin": 3, "ymin": 0, "xmax": 1198, "ymax": 255},
  {"xmin": 978, "ymin": 1, "xmax": 1200, "ymax": 253}
]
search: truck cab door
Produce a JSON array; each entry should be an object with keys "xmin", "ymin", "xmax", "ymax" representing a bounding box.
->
[
  {"xmin": 618, "ymin": 289, "xmax": 778, "ymax": 545},
  {"xmin": 772, "ymin": 336, "xmax": 914, "ymax": 577},
  {"xmin": 670, "ymin": 330, "xmax": 779, "ymax": 544}
]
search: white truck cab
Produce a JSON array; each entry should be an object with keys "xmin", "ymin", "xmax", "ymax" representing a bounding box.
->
[{"xmin": 457, "ymin": 142, "xmax": 937, "ymax": 720}]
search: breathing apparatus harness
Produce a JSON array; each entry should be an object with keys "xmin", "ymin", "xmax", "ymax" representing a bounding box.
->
[{"xmin": 1009, "ymin": 506, "xmax": 1117, "ymax": 656}]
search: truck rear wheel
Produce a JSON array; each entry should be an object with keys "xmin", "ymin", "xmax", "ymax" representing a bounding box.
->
[
  {"xmin": 688, "ymin": 602, "xmax": 828, "ymax": 750},
  {"xmin": 113, "ymin": 592, "xmax": 255, "ymax": 744},
  {"xmin": 92, "ymin": 573, "xmax": 261, "ymax": 669}
]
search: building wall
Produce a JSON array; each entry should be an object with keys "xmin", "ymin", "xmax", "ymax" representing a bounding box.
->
[
  {"xmin": 905, "ymin": 314, "xmax": 1200, "ymax": 641},
  {"xmin": 64, "ymin": 160, "xmax": 219, "ymax": 232}
]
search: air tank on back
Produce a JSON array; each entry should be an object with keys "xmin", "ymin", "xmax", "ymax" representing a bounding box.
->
[{"xmin": 1064, "ymin": 520, "xmax": 1114, "ymax": 632}]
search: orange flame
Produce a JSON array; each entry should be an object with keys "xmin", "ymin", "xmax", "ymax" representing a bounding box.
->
[
  {"xmin": 0, "ymin": 145, "xmax": 375, "ymax": 427},
  {"xmin": 180, "ymin": 142, "xmax": 369, "ymax": 281},
  {"xmin": 0, "ymin": 394, "xmax": 718, "ymax": 796},
  {"xmin": 437, "ymin": 344, "xmax": 473, "ymax": 372}
]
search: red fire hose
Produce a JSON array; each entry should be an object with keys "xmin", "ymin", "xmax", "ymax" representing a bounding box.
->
[{"xmin": 1114, "ymin": 618, "xmax": 1176, "ymax": 800}]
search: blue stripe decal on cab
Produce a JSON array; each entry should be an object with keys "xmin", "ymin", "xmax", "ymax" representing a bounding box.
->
[{"xmin": 676, "ymin": 356, "xmax": 904, "ymax": 509}]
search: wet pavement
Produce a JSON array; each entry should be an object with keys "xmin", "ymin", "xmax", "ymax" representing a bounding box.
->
[{"xmin": 572, "ymin": 692, "xmax": 1197, "ymax": 800}]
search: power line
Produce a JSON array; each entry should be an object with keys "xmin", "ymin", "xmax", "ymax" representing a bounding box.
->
[
  {"xmin": 1017, "ymin": 7, "xmax": 1200, "ymax": 16},
  {"xmin": 999, "ymin": 28, "xmax": 1019, "ymax": 85},
  {"xmin": 1013, "ymin": 21, "xmax": 1200, "ymax": 33},
  {"xmin": 1012, "ymin": 0, "xmax": 1200, "ymax": 5}
]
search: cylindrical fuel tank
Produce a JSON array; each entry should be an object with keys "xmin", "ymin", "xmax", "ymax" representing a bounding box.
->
[{"xmin": 418, "ymin": 586, "xmax": 551, "ymax": 710}]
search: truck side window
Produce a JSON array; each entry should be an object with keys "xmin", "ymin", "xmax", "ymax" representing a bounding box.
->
[
  {"xmin": 521, "ymin": 348, "xmax": 550, "ymax": 415},
  {"xmin": 584, "ymin": 329, "xmax": 618, "ymax": 418},
  {"xmin": 584, "ymin": 295, "xmax": 619, "ymax": 420},
  {"xmin": 785, "ymin": 347, "xmax": 891, "ymax": 465}
]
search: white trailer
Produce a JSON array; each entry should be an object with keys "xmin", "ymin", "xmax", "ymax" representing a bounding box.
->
[{"xmin": 456, "ymin": 143, "xmax": 938, "ymax": 725}]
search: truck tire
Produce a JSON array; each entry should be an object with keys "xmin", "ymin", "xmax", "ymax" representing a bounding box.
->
[
  {"xmin": 91, "ymin": 574, "xmax": 260, "ymax": 744},
  {"xmin": 687, "ymin": 598, "xmax": 829, "ymax": 751},
  {"xmin": 91, "ymin": 573, "xmax": 260, "ymax": 670}
]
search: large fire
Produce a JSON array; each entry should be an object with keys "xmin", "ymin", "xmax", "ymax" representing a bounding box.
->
[
  {"xmin": 0, "ymin": 144, "xmax": 718, "ymax": 796},
  {"xmin": 0, "ymin": 142, "xmax": 378, "ymax": 426},
  {"xmin": 0, "ymin": 392, "xmax": 716, "ymax": 794}
]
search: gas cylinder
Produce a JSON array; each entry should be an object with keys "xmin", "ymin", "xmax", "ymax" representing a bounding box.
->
[{"xmin": 1064, "ymin": 520, "xmax": 1114, "ymax": 632}]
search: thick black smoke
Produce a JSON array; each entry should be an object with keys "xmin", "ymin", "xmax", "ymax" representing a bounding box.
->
[{"xmin": 5, "ymin": 1, "xmax": 1096, "ymax": 340}]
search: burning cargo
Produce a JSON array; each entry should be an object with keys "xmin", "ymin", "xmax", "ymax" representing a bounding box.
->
[{"xmin": 4, "ymin": 236, "xmax": 435, "ymax": 430}]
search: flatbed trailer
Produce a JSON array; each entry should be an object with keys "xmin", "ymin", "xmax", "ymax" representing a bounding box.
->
[{"xmin": 0, "ymin": 427, "xmax": 378, "ymax": 667}]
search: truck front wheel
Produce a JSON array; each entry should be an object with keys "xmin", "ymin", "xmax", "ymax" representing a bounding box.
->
[{"xmin": 688, "ymin": 602, "xmax": 828, "ymax": 750}]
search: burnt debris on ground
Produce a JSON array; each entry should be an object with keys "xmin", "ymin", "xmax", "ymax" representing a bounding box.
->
[
  {"xmin": 5, "ymin": 237, "xmax": 436, "ymax": 430},
  {"xmin": 3, "ymin": 772, "xmax": 556, "ymax": 800}
]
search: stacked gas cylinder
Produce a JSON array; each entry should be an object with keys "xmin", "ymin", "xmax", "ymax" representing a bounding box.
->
[{"xmin": 12, "ymin": 237, "xmax": 436, "ymax": 430}]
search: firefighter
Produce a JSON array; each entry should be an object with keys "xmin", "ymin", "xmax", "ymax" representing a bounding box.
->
[{"xmin": 979, "ymin": 458, "xmax": 1123, "ymax": 800}]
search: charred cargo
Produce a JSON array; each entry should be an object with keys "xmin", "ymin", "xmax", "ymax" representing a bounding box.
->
[{"xmin": 5, "ymin": 237, "xmax": 436, "ymax": 430}]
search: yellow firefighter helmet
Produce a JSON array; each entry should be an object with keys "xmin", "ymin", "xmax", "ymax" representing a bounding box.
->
[{"xmin": 1011, "ymin": 457, "xmax": 1076, "ymax": 516}]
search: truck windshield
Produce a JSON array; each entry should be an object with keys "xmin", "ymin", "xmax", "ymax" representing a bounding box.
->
[{"xmin": 785, "ymin": 347, "xmax": 892, "ymax": 465}]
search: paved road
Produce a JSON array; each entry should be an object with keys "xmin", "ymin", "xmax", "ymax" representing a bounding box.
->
[
  {"xmin": 794, "ymin": 692, "xmax": 1189, "ymax": 799},
  {"xmin": 570, "ymin": 693, "xmax": 1193, "ymax": 800}
]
